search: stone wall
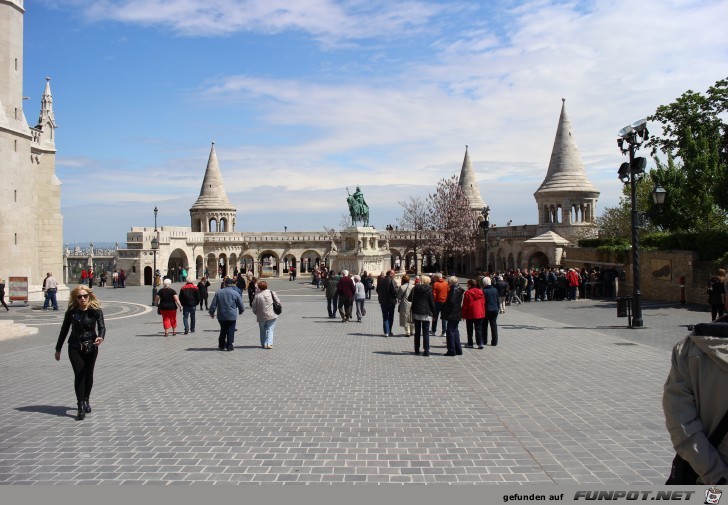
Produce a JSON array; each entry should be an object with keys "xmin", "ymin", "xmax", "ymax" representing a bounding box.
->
[{"xmin": 563, "ymin": 246, "xmax": 724, "ymax": 306}]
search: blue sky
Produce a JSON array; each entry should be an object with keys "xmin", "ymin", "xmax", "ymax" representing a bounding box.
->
[{"xmin": 21, "ymin": 0, "xmax": 728, "ymax": 244}]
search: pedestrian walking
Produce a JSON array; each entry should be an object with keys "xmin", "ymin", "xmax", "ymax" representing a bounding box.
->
[
  {"xmin": 209, "ymin": 277, "xmax": 245, "ymax": 351},
  {"xmin": 462, "ymin": 278, "xmax": 485, "ymax": 348},
  {"xmin": 197, "ymin": 276, "xmax": 210, "ymax": 310},
  {"xmin": 0, "ymin": 277, "xmax": 8, "ymax": 311},
  {"xmin": 54, "ymin": 286, "xmax": 106, "ymax": 421},
  {"xmin": 251, "ymin": 280, "xmax": 279, "ymax": 349},
  {"xmin": 324, "ymin": 271, "xmax": 339, "ymax": 319},
  {"xmin": 396, "ymin": 274, "xmax": 414, "ymax": 337},
  {"xmin": 179, "ymin": 279, "xmax": 200, "ymax": 334},
  {"xmin": 337, "ymin": 270, "xmax": 355, "ymax": 322},
  {"xmin": 353, "ymin": 274, "xmax": 366, "ymax": 322},
  {"xmin": 431, "ymin": 273, "xmax": 449, "ymax": 336},
  {"xmin": 708, "ymin": 274, "xmax": 726, "ymax": 321},
  {"xmin": 42, "ymin": 272, "xmax": 59, "ymax": 310},
  {"xmin": 155, "ymin": 278, "xmax": 182, "ymax": 337},
  {"xmin": 376, "ymin": 270, "xmax": 397, "ymax": 337}
]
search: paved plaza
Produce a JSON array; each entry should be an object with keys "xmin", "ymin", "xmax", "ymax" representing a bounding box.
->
[{"xmin": 0, "ymin": 279, "xmax": 710, "ymax": 485}]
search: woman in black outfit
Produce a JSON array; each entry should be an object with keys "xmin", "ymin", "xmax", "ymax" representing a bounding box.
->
[
  {"xmin": 411, "ymin": 275, "xmax": 436, "ymax": 356},
  {"xmin": 55, "ymin": 285, "xmax": 106, "ymax": 420}
]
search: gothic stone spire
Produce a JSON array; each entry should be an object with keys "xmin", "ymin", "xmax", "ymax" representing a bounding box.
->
[{"xmin": 458, "ymin": 145, "xmax": 486, "ymax": 211}]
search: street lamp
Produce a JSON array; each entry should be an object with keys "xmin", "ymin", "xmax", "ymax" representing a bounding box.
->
[
  {"xmin": 617, "ymin": 119, "xmax": 649, "ymax": 328},
  {"xmin": 151, "ymin": 206, "xmax": 159, "ymax": 306},
  {"xmin": 480, "ymin": 206, "xmax": 490, "ymax": 272}
]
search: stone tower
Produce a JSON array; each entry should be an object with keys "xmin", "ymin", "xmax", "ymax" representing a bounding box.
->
[
  {"xmin": 190, "ymin": 142, "xmax": 237, "ymax": 232},
  {"xmin": 458, "ymin": 145, "xmax": 486, "ymax": 212},
  {"xmin": 533, "ymin": 99, "xmax": 599, "ymax": 241},
  {"xmin": 0, "ymin": 0, "xmax": 63, "ymax": 300}
]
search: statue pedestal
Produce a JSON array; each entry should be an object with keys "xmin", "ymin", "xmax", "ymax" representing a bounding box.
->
[{"xmin": 331, "ymin": 227, "xmax": 388, "ymax": 275}]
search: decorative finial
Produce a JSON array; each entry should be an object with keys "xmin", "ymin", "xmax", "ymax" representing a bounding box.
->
[
  {"xmin": 211, "ymin": 141, "xmax": 215, "ymax": 146},
  {"xmin": 46, "ymin": 77, "xmax": 51, "ymax": 82},
  {"xmin": 562, "ymin": 98, "xmax": 565, "ymax": 103}
]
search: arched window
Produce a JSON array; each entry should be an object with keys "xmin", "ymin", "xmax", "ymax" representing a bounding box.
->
[{"xmin": 209, "ymin": 218, "xmax": 217, "ymax": 232}]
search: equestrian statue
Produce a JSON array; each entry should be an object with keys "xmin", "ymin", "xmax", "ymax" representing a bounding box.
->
[{"xmin": 346, "ymin": 186, "xmax": 370, "ymax": 227}]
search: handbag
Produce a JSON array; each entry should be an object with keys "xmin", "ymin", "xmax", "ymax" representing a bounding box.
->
[
  {"xmin": 272, "ymin": 292, "xmax": 282, "ymax": 315},
  {"xmin": 79, "ymin": 331, "xmax": 97, "ymax": 354}
]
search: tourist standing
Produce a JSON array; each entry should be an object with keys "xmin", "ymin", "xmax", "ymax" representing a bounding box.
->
[
  {"xmin": 325, "ymin": 271, "xmax": 339, "ymax": 319},
  {"xmin": 178, "ymin": 279, "xmax": 200, "ymax": 334},
  {"xmin": 112, "ymin": 270, "xmax": 119, "ymax": 288},
  {"xmin": 337, "ymin": 270, "xmax": 355, "ymax": 322},
  {"xmin": 209, "ymin": 277, "xmax": 245, "ymax": 351},
  {"xmin": 43, "ymin": 272, "xmax": 59, "ymax": 311},
  {"xmin": 462, "ymin": 279, "xmax": 485, "ymax": 348},
  {"xmin": 87, "ymin": 268, "xmax": 94, "ymax": 289},
  {"xmin": 376, "ymin": 270, "xmax": 398, "ymax": 337},
  {"xmin": 411, "ymin": 275, "xmax": 435, "ymax": 356},
  {"xmin": 441, "ymin": 276, "xmax": 463, "ymax": 356},
  {"xmin": 707, "ymin": 274, "xmax": 726, "ymax": 321},
  {"xmin": 54, "ymin": 286, "xmax": 106, "ymax": 421},
  {"xmin": 197, "ymin": 276, "xmax": 210, "ymax": 310},
  {"xmin": 353, "ymin": 274, "xmax": 366, "ymax": 322},
  {"xmin": 119, "ymin": 269, "xmax": 126, "ymax": 288},
  {"xmin": 431, "ymin": 273, "xmax": 449, "ymax": 337},
  {"xmin": 155, "ymin": 278, "xmax": 182, "ymax": 337},
  {"xmin": 396, "ymin": 274, "xmax": 414, "ymax": 337},
  {"xmin": 0, "ymin": 277, "xmax": 9, "ymax": 311},
  {"xmin": 361, "ymin": 271, "xmax": 373, "ymax": 299},
  {"xmin": 482, "ymin": 276, "xmax": 500, "ymax": 346},
  {"xmin": 251, "ymin": 280, "xmax": 279, "ymax": 349},
  {"xmin": 567, "ymin": 268, "xmax": 580, "ymax": 301},
  {"xmin": 495, "ymin": 275, "xmax": 508, "ymax": 313}
]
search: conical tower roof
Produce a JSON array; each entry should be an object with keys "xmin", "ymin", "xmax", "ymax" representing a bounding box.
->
[
  {"xmin": 190, "ymin": 142, "xmax": 236, "ymax": 211},
  {"xmin": 535, "ymin": 99, "xmax": 598, "ymax": 194},
  {"xmin": 458, "ymin": 145, "xmax": 485, "ymax": 210}
]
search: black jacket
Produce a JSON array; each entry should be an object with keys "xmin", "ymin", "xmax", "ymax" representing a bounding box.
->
[
  {"xmin": 411, "ymin": 284, "xmax": 435, "ymax": 317},
  {"xmin": 442, "ymin": 285, "xmax": 464, "ymax": 321},
  {"xmin": 376, "ymin": 275, "xmax": 398, "ymax": 305},
  {"xmin": 56, "ymin": 308, "xmax": 106, "ymax": 352},
  {"xmin": 179, "ymin": 283, "xmax": 201, "ymax": 306}
]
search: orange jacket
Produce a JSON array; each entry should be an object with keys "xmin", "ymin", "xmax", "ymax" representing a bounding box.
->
[{"xmin": 432, "ymin": 278, "xmax": 449, "ymax": 303}]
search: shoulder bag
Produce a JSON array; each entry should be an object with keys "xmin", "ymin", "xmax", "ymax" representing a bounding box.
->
[{"xmin": 272, "ymin": 292, "xmax": 282, "ymax": 315}]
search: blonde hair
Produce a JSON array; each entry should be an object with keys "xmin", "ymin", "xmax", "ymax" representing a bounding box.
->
[
  {"xmin": 68, "ymin": 285, "xmax": 102, "ymax": 310},
  {"xmin": 421, "ymin": 275, "xmax": 431, "ymax": 285}
]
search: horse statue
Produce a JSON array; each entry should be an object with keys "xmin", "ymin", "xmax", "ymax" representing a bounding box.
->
[{"xmin": 346, "ymin": 186, "xmax": 370, "ymax": 227}]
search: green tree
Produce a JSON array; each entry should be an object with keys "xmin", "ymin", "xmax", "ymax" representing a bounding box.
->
[
  {"xmin": 647, "ymin": 77, "xmax": 728, "ymax": 230},
  {"xmin": 596, "ymin": 176, "xmax": 661, "ymax": 240}
]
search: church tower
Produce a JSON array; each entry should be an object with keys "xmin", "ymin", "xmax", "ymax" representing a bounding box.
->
[
  {"xmin": 0, "ymin": 1, "xmax": 63, "ymax": 299},
  {"xmin": 458, "ymin": 145, "xmax": 486, "ymax": 212},
  {"xmin": 190, "ymin": 142, "xmax": 237, "ymax": 233},
  {"xmin": 533, "ymin": 99, "xmax": 599, "ymax": 241}
]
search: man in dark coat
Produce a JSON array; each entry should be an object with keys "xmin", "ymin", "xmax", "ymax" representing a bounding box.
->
[
  {"xmin": 376, "ymin": 270, "xmax": 398, "ymax": 337},
  {"xmin": 482, "ymin": 276, "xmax": 500, "ymax": 346},
  {"xmin": 197, "ymin": 277, "xmax": 210, "ymax": 310},
  {"xmin": 337, "ymin": 270, "xmax": 356, "ymax": 322},
  {"xmin": 179, "ymin": 279, "xmax": 201, "ymax": 334}
]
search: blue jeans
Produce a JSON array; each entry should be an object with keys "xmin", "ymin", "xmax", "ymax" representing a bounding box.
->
[
  {"xmin": 380, "ymin": 303, "xmax": 396, "ymax": 335},
  {"xmin": 258, "ymin": 319, "xmax": 277, "ymax": 346},
  {"xmin": 43, "ymin": 289, "xmax": 58, "ymax": 310},
  {"xmin": 182, "ymin": 305, "xmax": 196, "ymax": 332},
  {"xmin": 414, "ymin": 320, "xmax": 431, "ymax": 353},
  {"xmin": 355, "ymin": 298, "xmax": 365, "ymax": 320},
  {"xmin": 327, "ymin": 295, "xmax": 338, "ymax": 318}
]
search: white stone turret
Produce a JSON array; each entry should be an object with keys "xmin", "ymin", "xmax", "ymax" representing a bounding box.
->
[
  {"xmin": 190, "ymin": 142, "xmax": 237, "ymax": 232},
  {"xmin": 534, "ymin": 99, "xmax": 599, "ymax": 240},
  {"xmin": 458, "ymin": 145, "xmax": 486, "ymax": 211}
]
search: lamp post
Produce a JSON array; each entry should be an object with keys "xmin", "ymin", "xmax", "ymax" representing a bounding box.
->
[
  {"xmin": 480, "ymin": 206, "xmax": 490, "ymax": 272},
  {"xmin": 617, "ymin": 119, "xmax": 650, "ymax": 327},
  {"xmin": 151, "ymin": 206, "xmax": 159, "ymax": 306}
]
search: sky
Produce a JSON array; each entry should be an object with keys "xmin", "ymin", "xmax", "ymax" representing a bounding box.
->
[{"xmin": 20, "ymin": 0, "xmax": 728, "ymax": 244}]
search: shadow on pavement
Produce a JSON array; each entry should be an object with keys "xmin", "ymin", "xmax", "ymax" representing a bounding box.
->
[
  {"xmin": 16, "ymin": 405, "xmax": 75, "ymax": 418},
  {"xmin": 185, "ymin": 346, "xmax": 261, "ymax": 351}
]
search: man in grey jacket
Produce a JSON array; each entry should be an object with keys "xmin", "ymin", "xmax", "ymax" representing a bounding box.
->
[
  {"xmin": 209, "ymin": 278, "xmax": 245, "ymax": 351},
  {"xmin": 663, "ymin": 316, "xmax": 728, "ymax": 484}
]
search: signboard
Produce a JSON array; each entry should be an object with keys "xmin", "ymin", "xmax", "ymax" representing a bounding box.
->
[{"xmin": 9, "ymin": 277, "xmax": 28, "ymax": 303}]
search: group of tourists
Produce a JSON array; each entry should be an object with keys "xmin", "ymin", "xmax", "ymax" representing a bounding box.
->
[{"xmin": 153, "ymin": 272, "xmax": 280, "ymax": 352}]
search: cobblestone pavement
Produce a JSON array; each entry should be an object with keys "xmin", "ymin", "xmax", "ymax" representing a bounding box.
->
[{"xmin": 0, "ymin": 280, "xmax": 709, "ymax": 485}]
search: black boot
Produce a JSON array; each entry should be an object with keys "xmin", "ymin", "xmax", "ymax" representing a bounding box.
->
[
  {"xmin": 76, "ymin": 402, "xmax": 85, "ymax": 420},
  {"xmin": 83, "ymin": 400, "xmax": 91, "ymax": 413}
]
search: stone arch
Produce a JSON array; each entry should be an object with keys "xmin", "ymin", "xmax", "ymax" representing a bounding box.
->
[
  {"xmin": 260, "ymin": 250, "xmax": 280, "ymax": 278},
  {"xmin": 167, "ymin": 248, "xmax": 189, "ymax": 281},
  {"xmin": 220, "ymin": 217, "xmax": 228, "ymax": 233},
  {"xmin": 241, "ymin": 254, "xmax": 255, "ymax": 274},
  {"xmin": 206, "ymin": 253, "xmax": 217, "ymax": 279},
  {"xmin": 144, "ymin": 265, "xmax": 153, "ymax": 286},
  {"xmin": 517, "ymin": 251, "xmax": 523, "ymax": 270},
  {"xmin": 282, "ymin": 254, "xmax": 296, "ymax": 273},
  {"xmin": 507, "ymin": 252, "xmax": 515, "ymax": 270},
  {"xmin": 389, "ymin": 248, "xmax": 402, "ymax": 271},
  {"xmin": 300, "ymin": 250, "xmax": 321, "ymax": 273},
  {"xmin": 421, "ymin": 249, "xmax": 438, "ymax": 272},
  {"xmin": 209, "ymin": 218, "xmax": 218, "ymax": 232},
  {"xmin": 218, "ymin": 253, "xmax": 228, "ymax": 278},
  {"xmin": 195, "ymin": 255, "xmax": 204, "ymax": 279},
  {"xmin": 528, "ymin": 251, "xmax": 549, "ymax": 270},
  {"xmin": 229, "ymin": 253, "xmax": 238, "ymax": 275}
]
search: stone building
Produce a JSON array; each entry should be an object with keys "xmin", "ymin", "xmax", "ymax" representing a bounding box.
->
[
  {"xmin": 0, "ymin": 0, "xmax": 64, "ymax": 301},
  {"xmin": 486, "ymin": 99, "xmax": 600, "ymax": 270}
]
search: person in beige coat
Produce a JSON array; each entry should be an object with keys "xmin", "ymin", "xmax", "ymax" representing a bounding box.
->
[
  {"xmin": 251, "ymin": 280, "xmax": 279, "ymax": 349},
  {"xmin": 396, "ymin": 274, "xmax": 414, "ymax": 337},
  {"xmin": 663, "ymin": 316, "xmax": 728, "ymax": 484}
]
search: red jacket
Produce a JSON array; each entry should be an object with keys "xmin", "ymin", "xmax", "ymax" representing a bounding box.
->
[
  {"xmin": 567, "ymin": 270, "xmax": 580, "ymax": 287},
  {"xmin": 461, "ymin": 287, "xmax": 485, "ymax": 320}
]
